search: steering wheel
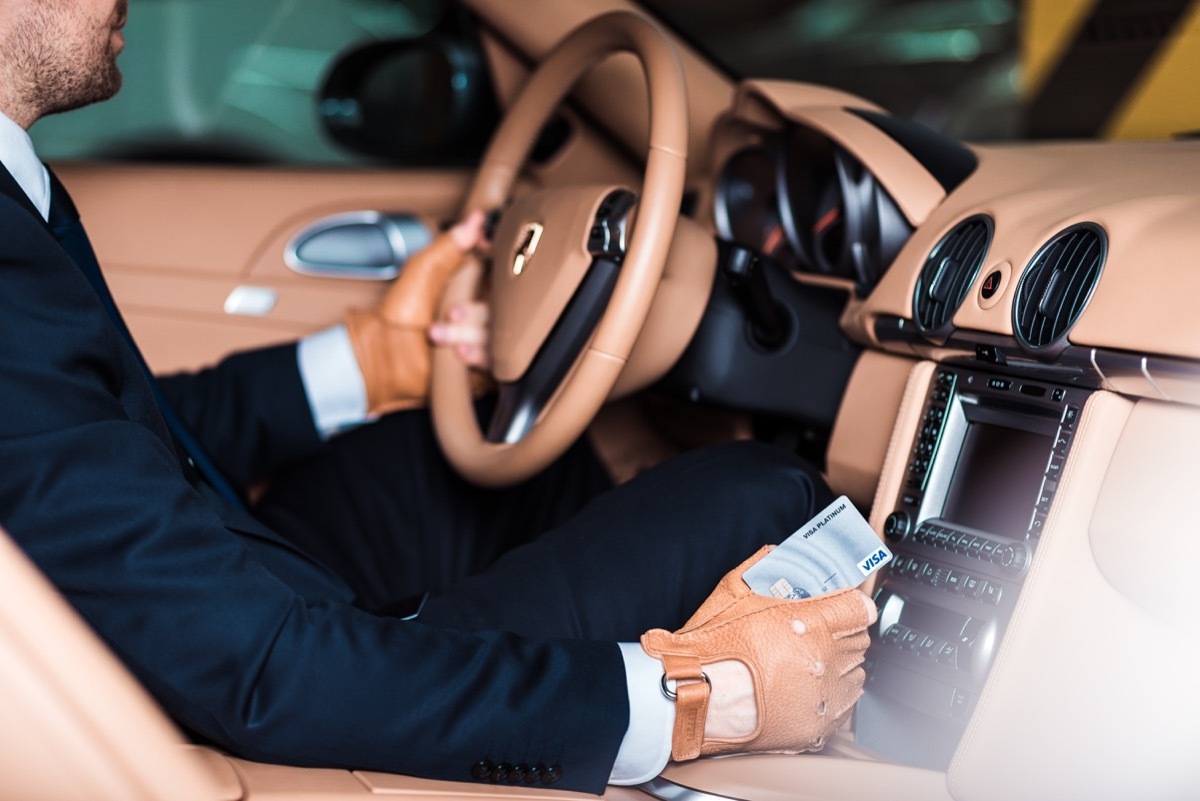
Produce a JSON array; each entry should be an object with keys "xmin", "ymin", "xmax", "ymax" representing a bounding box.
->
[{"xmin": 430, "ymin": 11, "xmax": 687, "ymax": 487}]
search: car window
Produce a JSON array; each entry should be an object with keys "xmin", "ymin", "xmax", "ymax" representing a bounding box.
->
[
  {"xmin": 644, "ymin": 0, "xmax": 1200, "ymax": 143},
  {"xmin": 644, "ymin": 0, "xmax": 1020, "ymax": 142},
  {"xmin": 30, "ymin": 0, "xmax": 461, "ymax": 165}
]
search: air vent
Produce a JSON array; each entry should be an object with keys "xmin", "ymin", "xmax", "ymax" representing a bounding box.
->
[
  {"xmin": 1013, "ymin": 222, "xmax": 1107, "ymax": 351},
  {"xmin": 913, "ymin": 215, "xmax": 993, "ymax": 335}
]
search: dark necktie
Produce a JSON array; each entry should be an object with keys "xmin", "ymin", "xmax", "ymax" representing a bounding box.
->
[{"xmin": 45, "ymin": 169, "xmax": 244, "ymax": 508}]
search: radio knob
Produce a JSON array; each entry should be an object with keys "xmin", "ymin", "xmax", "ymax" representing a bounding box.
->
[
  {"xmin": 996, "ymin": 544, "xmax": 1030, "ymax": 574},
  {"xmin": 884, "ymin": 511, "xmax": 911, "ymax": 542}
]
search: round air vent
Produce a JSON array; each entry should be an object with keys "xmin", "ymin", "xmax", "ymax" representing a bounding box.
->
[
  {"xmin": 1013, "ymin": 222, "xmax": 1107, "ymax": 352},
  {"xmin": 913, "ymin": 215, "xmax": 993, "ymax": 335}
]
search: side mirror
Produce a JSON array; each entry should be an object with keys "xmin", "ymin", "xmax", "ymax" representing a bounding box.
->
[{"xmin": 318, "ymin": 36, "xmax": 499, "ymax": 163}]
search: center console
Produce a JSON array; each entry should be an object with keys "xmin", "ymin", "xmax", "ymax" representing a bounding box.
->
[{"xmin": 854, "ymin": 365, "xmax": 1090, "ymax": 769}]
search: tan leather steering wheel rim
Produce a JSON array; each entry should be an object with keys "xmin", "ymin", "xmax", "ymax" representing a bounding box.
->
[{"xmin": 430, "ymin": 11, "xmax": 687, "ymax": 486}]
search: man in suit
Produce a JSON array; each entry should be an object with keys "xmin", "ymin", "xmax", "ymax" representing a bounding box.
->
[{"xmin": 0, "ymin": 0, "xmax": 875, "ymax": 792}]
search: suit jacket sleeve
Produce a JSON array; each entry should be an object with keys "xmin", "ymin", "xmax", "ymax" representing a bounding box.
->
[
  {"xmin": 156, "ymin": 344, "xmax": 324, "ymax": 488},
  {"xmin": 0, "ymin": 197, "xmax": 629, "ymax": 793}
]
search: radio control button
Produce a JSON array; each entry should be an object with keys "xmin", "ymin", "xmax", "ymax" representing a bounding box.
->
[
  {"xmin": 937, "ymin": 642, "xmax": 958, "ymax": 666},
  {"xmin": 1010, "ymin": 545, "xmax": 1029, "ymax": 572},
  {"xmin": 950, "ymin": 689, "xmax": 972, "ymax": 719},
  {"xmin": 962, "ymin": 574, "xmax": 981, "ymax": 596},
  {"xmin": 943, "ymin": 571, "xmax": 964, "ymax": 593},
  {"xmin": 884, "ymin": 512, "xmax": 911, "ymax": 542},
  {"xmin": 901, "ymin": 629, "xmax": 921, "ymax": 649},
  {"xmin": 968, "ymin": 537, "xmax": 986, "ymax": 558},
  {"xmin": 981, "ymin": 540, "xmax": 999, "ymax": 560},
  {"xmin": 983, "ymin": 583, "xmax": 1003, "ymax": 605},
  {"xmin": 918, "ymin": 636, "xmax": 938, "ymax": 657},
  {"xmin": 1062, "ymin": 405, "xmax": 1080, "ymax": 428}
]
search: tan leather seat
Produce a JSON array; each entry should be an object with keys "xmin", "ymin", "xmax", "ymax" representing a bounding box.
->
[{"xmin": 0, "ymin": 526, "xmax": 239, "ymax": 801}]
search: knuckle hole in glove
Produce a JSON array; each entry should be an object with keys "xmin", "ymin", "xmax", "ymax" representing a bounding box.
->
[
  {"xmin": 791, "ymin": 619, "xmax": 808, "ymax": 635},
  {"xmin": 816, "ymin": 700, "xmax": 828, "ymax": 716},
  {"xmin": 810, "ymin": 659, "xmax": 825, "ymax": 676}
]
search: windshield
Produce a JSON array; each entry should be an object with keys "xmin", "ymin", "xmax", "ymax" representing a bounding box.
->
[{"xmin": 642, "ymin": 0, "xmax": 1195, "ymax": 143}]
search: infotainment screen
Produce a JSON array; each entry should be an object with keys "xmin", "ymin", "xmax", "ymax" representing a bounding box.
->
[{"xmin": 940, "ymin": 421, "xmax": 1051, "ymax": 539}]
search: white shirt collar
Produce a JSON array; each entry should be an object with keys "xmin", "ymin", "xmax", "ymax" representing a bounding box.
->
[{"xmin": 0, "ymin": 110, "xmax": 51, "ymax": 221}]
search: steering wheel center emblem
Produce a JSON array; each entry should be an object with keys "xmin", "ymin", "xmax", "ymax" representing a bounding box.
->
[{"xmin": 512, "ymin": 222, "xmax": 543, "ymax": 276}]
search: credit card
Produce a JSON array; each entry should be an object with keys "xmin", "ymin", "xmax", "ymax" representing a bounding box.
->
[{"xmin": 743, "ymin": 495, "xmax": 892, "ymax": 599}]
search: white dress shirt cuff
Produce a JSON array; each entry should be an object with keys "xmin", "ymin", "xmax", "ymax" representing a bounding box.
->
[
  {"xmin": 610, "ymin": 642, "xmax": 675, "ymax": 785},
  {"xmin": 296, "ymin": 324, "xmax": 369, "ymax": 439}
]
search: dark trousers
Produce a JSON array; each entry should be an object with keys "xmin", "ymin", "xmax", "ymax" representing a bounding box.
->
[{"xmin": 254, "ymin": 408, "xmax": 833, "ymax": 642}]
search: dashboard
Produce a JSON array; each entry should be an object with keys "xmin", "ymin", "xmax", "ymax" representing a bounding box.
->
[{"xmin": 659, "ymin": 78, "xmax": 1200, "ymax": 800}]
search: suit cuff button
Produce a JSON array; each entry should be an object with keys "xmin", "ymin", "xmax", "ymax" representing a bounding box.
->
[
  {"xmin": 492, "ymin": 762, "xmax": 512, "ymax": 783},
  {"xmin": 542, "ymin": 765, "xmax": 563, "ymax": 785},
  {"xmin": 524, "ymin": 765, "xmax": 541, "ymax": 784},
  {"xmin": 470, "ymin": 760, "xmax": 494, "ymax": 781}
]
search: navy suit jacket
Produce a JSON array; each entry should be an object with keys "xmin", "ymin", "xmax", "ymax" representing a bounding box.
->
[{"xmin": 0, "ymin": 166, "xmax": 627, "ymax": 792}]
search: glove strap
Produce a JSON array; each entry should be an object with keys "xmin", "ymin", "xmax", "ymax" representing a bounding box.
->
[{"xmin": 660, "ymin": 653, "xmax": 711, "ymax": 761}]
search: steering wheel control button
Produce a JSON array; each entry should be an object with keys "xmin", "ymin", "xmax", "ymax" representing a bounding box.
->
[{"xmin": 587, "ymin": 189, "xmax": 637, "ymax": 259}]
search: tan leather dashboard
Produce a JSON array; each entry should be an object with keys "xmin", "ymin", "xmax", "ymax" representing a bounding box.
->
[
  {"xmin": 861, "ymin": 140, "xmax": 1200, "ymax": 361},
  {"xmin": 708, "ymin": 82, "xmax": 1200, "ymax": 405}
]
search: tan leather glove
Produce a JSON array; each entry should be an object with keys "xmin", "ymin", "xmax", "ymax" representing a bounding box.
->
[
  {"xmin": 641, "ymin": 545, "xmax": 875, "ymax": 761},
  {"xmin": 345, "ymin": 224, "xmax": 474, "ymax": 415}
]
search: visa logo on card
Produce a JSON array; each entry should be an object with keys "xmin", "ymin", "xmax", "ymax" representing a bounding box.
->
[
  {"xmin": 859, "ymin": 547, "xmax": 891, "ymax": 576},
  {"xmin": 743, "ymin": 495, "xmax": 892, "ymax": 599}
]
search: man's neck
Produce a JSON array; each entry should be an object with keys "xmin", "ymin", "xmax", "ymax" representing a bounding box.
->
[{"xmin": 0, "ymin": 67, "xmax": 42, "ymax": 130}]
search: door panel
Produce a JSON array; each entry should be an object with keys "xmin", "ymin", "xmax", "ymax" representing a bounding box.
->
[{"xmin": 56, "ymin": 163, "xmax": 472, "ymax": 373}]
